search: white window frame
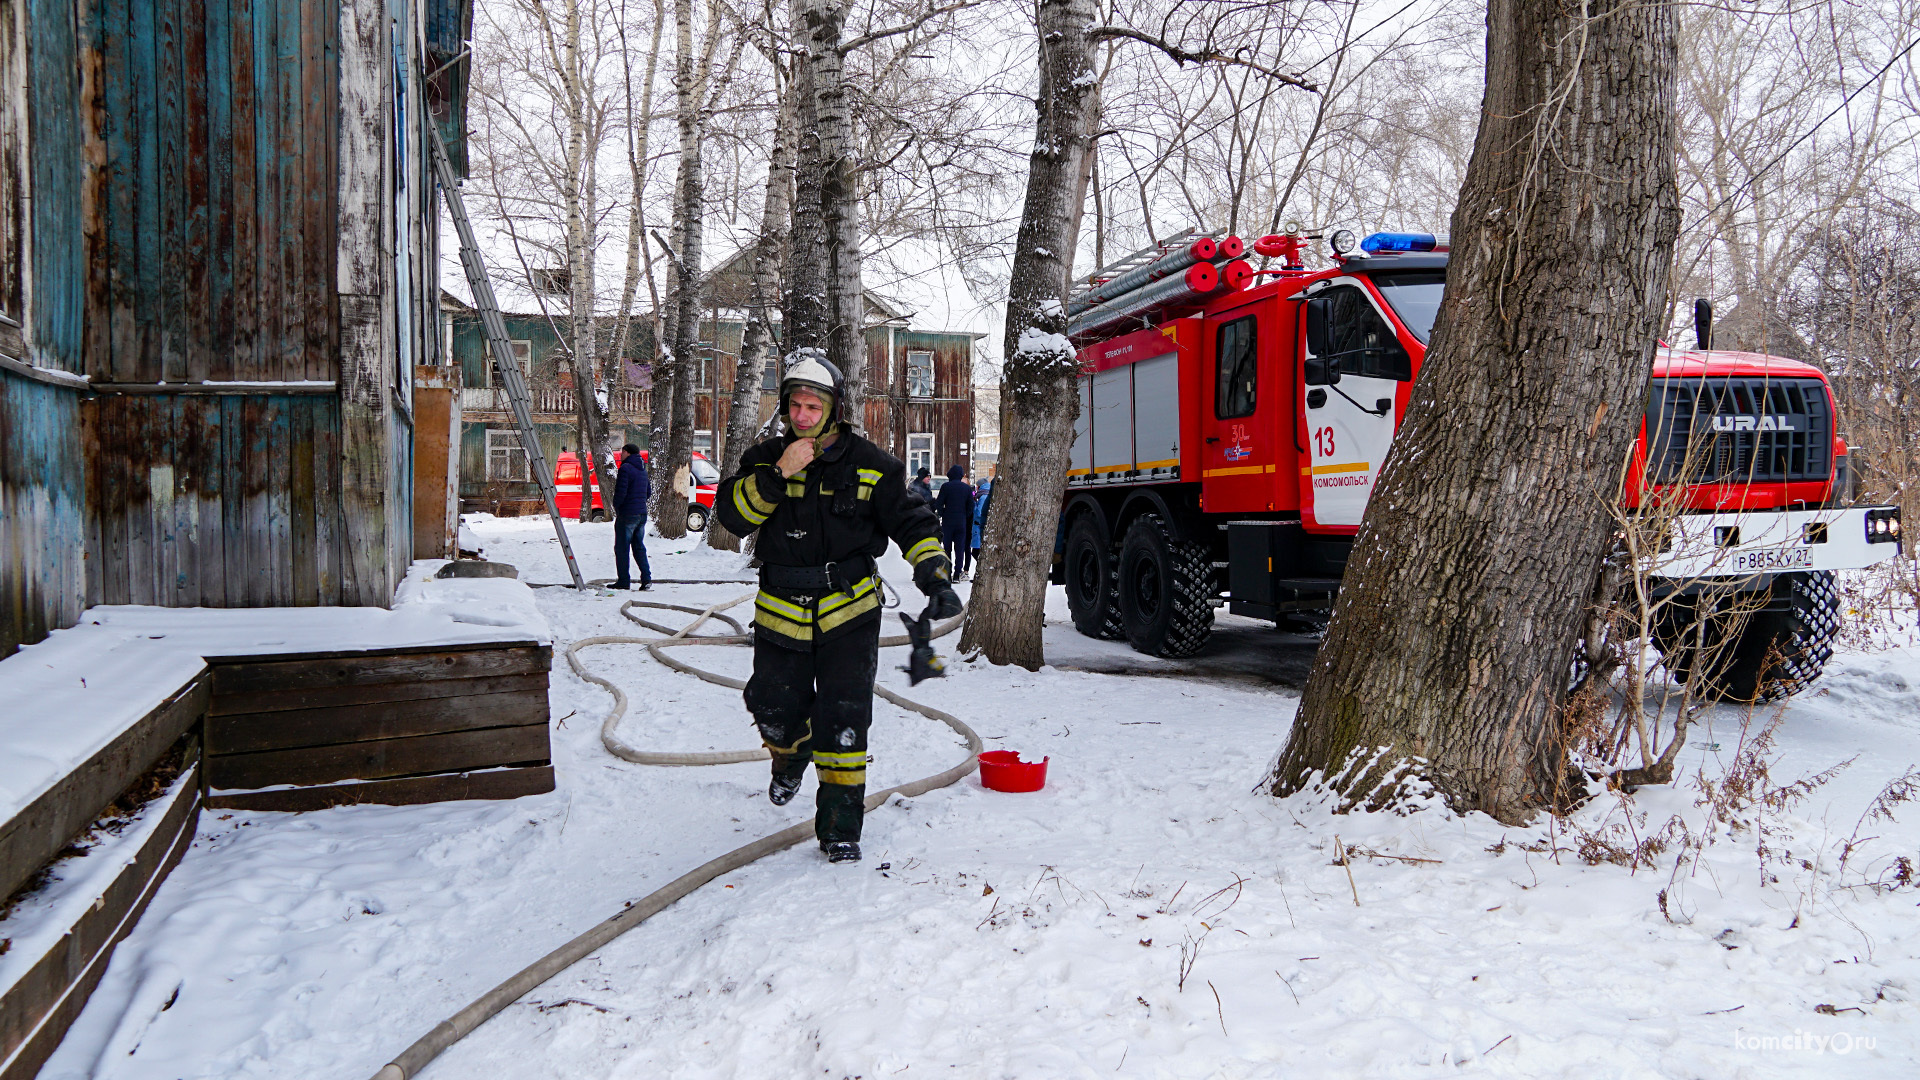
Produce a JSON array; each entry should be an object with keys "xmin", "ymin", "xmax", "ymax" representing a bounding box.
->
[
  {"xmin": 486, "ymin": 428, "xmax": 531, "ymax": 481},
  {"xmin": 488, "ymin": 339, "xmax": 533, "ymax": 387},
  {"xmin": 762, "ymin": 356, "xmax": 779, "ymax": 391},
  {"xmin": 906, "ymin": 350, "xmax": 935, "ymax": 400},
  {"xmin": 907, "ymin": 432, "xmax": 935, "ymax": 477}
]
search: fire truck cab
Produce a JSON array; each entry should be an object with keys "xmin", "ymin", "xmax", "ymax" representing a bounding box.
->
[{"xmin": 1056, "ymin": 232, "xmax": 1902, "ymax": 700}]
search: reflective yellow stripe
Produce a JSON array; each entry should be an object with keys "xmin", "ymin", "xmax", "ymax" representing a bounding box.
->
[
  {"xmin": 762, "ymin": 727, "xmax": 810, "ymax": 755},
  {"xmin": 756, "ymin": 590, "xmax": 812, "ymax": 622},
  {"xmin": 733, "ymin": 484, "xmax": 769, "ymax": 525},
  {"xmin": 813, "ymin": 750, "xmax": 867, "ymax": 785},
  {"xmin": 816, "ymin": 576, "xmax": 876, "ymax": 613},
  {"xmin": 857, "ymin": 469, "xmax": 883, "ymax": 484},
  {"xmin": 905, "ymin": 537, "xmax": 941, "ymax": 564},
  {"xmin": 786, "ymin": 481, "xmax": 806, "ymax": 498},
  {"xmin": 754, "ymin": 608, "xmax": 814, "ymax": 640},
  {"xmin": 817, "ymin": 590, "xmax": 880, "ymax": 633},
  {"xmin": 856, "ymin": 486, "xmax": 874, "ymax": 501},
  {"xmin": 743, "ymin": 472, "xmax": 779, "ymax": 515}
]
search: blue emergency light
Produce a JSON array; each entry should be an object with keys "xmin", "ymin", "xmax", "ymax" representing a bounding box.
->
[{"xmin": 1360, "ymin": 232, "xmax": 1438, "ymax": 253}]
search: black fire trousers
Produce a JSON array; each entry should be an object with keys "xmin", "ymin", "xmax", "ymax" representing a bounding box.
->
[{"xmin": 743, "ymin": 618, "xmax": 880, "ymax": 845}]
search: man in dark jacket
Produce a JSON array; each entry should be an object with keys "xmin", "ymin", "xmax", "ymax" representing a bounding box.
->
[
  {"xmin": 935, "ymin": 464, "xmax": 974, "ymax": 578},
  {"xmin": 715, "ymin": 356, "xmax": 960, "ymax": 864},
  {"xmin": 909, "ymin": 467, "xmax": 934, "ymax": 504},
  {"xmin": 612, "ymin": 444, "xmax": 652, "ymax": 590}
]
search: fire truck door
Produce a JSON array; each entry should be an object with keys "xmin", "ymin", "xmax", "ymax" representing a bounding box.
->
[
  {"xmin": 1201, "ymin": 308, "xmax": 1282, "ymax": 512},
  {"xmin": 1300, "ymin": 282, "xmax": 1412, "ymax": 528}
]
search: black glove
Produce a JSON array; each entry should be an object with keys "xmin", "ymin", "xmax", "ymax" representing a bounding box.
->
[
  {"xmin": 913, "ymin": 553, "xmax": 953, "ymax": 593},
  {"xmin": 913, "ymin": 554, "xmax": 961, "ymax": 620},
  {"xmin": 925, "ymin": 585, "xmax": 962, "ymax": 621}
]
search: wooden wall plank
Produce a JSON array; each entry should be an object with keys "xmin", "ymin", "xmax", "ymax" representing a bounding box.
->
[
  {"xmin": 181, "ymin": 0, "xmax": 211, "ymax": 384},
  {"xmin": 229, "ymin": 0, "xmax": 258, "ymax": 379},
  {"xmin": 290, "ymin": 396, "xmax": 317, "ymax": 602},
  {"xmin": 204, "ymin": 0, "xmax": 234, "ymax": 381},
  {"xmin": 156, "ymin": 0, "xmax": 184, "ymax": 383},
  {"xmin": 251, "ymin": 0, "xmax": 281, "ymax": 383},
  {"xmin": 275, "ymin": 0, "xmax": 300, "ymax": 383},
  {"xmin": 209, "ymin": 671, "xmax": 548, "ymax": 716},
  {"xmin": 205, "ymin": 723, "xmax": 552, "ymax": 790},
  {"xmin": 204, "ymin": 765, "xmax": 554, "ymax": 812},
  {"xmin": 207, "ymin": 687, "xmax": 549, "ymax": 755},
  {"xmin": 209, "ymin": 644, "xmax": 550, "ymax": 694}
]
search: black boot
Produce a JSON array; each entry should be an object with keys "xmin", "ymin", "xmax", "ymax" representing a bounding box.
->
[
  {"xmin": 769, "ymin": 772, "xmax": 804, "ymax": 806},
  {"xmin": 768, "ymin": 751, "xmax": 809, "ymax": 806},
  {"xmin": 814, "ymin": 781, "xmax": 865, "ymax": 849},
  {"xmin": 823, "ymin": 841, "xmax": 861, "ymax": 863}
]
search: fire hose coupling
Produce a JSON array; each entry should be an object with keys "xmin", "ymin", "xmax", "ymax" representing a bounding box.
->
[{"xmin": 1864, "ymin": 506, "xmax": 1902, "ymax": 544}]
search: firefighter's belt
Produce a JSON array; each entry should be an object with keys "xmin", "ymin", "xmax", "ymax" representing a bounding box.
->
[
  {"xmin": 755, "ymin": 575, "xmax": 881, "ymax": 641},
  {"xmin": 758, "ymin": 555, "xmax": 877, "ymax": 595}
]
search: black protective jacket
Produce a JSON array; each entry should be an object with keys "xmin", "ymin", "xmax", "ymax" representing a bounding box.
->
[{"xmin": 716, "ymin": 426, "xmax": 943, "ymax": 647}]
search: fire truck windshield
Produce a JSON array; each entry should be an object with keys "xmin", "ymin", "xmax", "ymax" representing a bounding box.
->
[{"xmin": 1370, "ymin": 271, "xmax": 1446, "ymax": 344}]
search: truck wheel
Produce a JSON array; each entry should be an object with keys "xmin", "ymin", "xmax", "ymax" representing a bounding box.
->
[
  {"xmin": 686, "ymin": 504, "xmax": 709, "ymax": 532},
  {"xmin": 1064, "ymin": 514, "xmax": 1124, "ymax": 640},
  {"xmin": 1652, "ymin": 571, "xmax": 1840, "ymax": 702},
  {"xmin": 1117, "ymin": 514, "xmax": 1214, "ymax": 658}
]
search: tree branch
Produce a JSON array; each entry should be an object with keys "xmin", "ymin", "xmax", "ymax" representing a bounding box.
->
[
  {"xmin": 839, "ymin": 0, "xmax": 978, "ymax": 56},
  {"xmin": 1085, "ymin": 25, "xmax": 1318, "ymax": 92}
]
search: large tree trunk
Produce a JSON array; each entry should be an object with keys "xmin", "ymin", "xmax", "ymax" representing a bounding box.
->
[
  {"xmin": 1267, "ymin": 0, "xmax": 1681, "ymax": 823},
  {"xmin": 803, "ymin": 0, "xmax": 866, "ymax": 429},
  {"xmin": 783, "ymin": 0, "xmax": 828, "ymax": 361},
  {"xmin": 956, "ymin": 0, "xmax": 1100, "ymax": 669},
  {"xmin": 654, "ymin": 0, "xmax": 702, "ymax": 538},
  {"xmin": 710, "ymin": 74, "xmax": 795, "ymax": 551}
]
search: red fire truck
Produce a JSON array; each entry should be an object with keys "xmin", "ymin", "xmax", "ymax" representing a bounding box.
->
[{"xmin": 1053, "ymin": 229, "xmax": 1904, "ymax": 700}]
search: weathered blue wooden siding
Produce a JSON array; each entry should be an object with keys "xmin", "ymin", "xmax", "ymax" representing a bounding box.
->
[
  {"xmin": 0, "ymin": 377, "xmax": 87, "ymax": 656},
  {"xmin": 83, "ymin": 0, "xmax": 338, "ymax": 382}
]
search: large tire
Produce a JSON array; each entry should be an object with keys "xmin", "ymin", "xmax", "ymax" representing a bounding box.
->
[
  {"xmin": 1652, "ymin": 571, "xmax": 1839, "ymax": 702},
  {"xmin": 686, "ymin": 503, "xmax": 709, "ymax": 532},
  {"xmin": 1117, "ymin": 514, "xmax": 1215, "ymax": 658},
  {"xmin": 1064, "ymin": 514, "xmax": 1124, "ymax": 640}
]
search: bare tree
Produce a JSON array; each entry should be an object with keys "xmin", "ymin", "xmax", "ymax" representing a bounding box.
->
[
  {"xmin": 1267, "ymin": 0, "xmax": 1682, "ymax": 823},
  {"xmin": 710, "ymin": 56, "xmax": 797, "ymax": 550}
]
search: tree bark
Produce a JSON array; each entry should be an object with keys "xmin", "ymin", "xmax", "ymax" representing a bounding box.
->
[
  {"xmin": 783, "ymin": 0, "xmax": 828, "ymax": 361},
  {"xmin": 1267, "ymin": 0, "xmax": 1681, "ymax": 823},
  {"xmin": 803, "ymin": 0, "xmax": 866, "ymax": 429},
  {"xmin": 956, "ymin": 0, "xmax": 1100, "ymax": 669},
  {"xmin": 654, "ymin": 0, "xmax": 703, "ymax": 538},
  {"xmin": 710, "ymin": 71, "xmax": 796, "ymax": 551},
  {"xmin": 556, "ymin": 0, "xmax": 613, "ymax": 520}
]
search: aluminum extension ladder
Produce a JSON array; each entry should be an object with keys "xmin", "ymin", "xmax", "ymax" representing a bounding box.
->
[{"xmin": 429, "ymin": 124, "xmax": 587, "ymax": 589}]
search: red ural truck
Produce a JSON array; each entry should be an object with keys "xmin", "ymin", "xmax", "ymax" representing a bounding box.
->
[{"xmin": 1053, "ymin": 230, "xmax": 1904, "ymax": 700}]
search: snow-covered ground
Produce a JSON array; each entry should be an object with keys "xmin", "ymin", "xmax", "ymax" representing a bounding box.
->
[{"xmin": 43, "ymin": 515, "xmax": 1920, "ymax": 1078}]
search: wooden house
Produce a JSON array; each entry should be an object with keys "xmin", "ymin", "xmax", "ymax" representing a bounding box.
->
[{"xmin": 0, "ymin": 0, "xmax": 469, "ymax": 656}]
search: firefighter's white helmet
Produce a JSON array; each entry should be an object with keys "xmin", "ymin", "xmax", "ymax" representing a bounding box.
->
[{"xmin": 781, "ymin": 353, "xmax": 844, "ymax": 429}]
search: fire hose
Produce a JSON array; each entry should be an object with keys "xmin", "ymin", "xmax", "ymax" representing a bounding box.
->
[{"xmin": 367, "ymin": 589, "xmax": 977, "ymax": 1080}]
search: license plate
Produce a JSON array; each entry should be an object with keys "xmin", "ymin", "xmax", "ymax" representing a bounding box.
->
[{"xmin": 1731, "ymin": 546, "xmax": 1814, "ymax": 572}]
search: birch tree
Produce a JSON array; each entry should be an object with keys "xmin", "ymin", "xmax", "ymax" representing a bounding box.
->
[{"xmin": 710, "ymin": 59, "xmax": 796, "ymax": 550}]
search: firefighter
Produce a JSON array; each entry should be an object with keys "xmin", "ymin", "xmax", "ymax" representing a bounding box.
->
[{"xmin": 714, "ymin": 356, "xmax": 962, "ymax": 864}]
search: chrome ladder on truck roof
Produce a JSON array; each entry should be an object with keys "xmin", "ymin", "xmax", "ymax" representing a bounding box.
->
[{"xmin": 429, "ymin": 124, "xmax": 588, "ymax": 590}]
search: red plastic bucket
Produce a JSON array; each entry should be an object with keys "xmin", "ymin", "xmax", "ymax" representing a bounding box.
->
[{"xmin": 978, "ymin": 751, "xmax": 1048, "ymax": 792}]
